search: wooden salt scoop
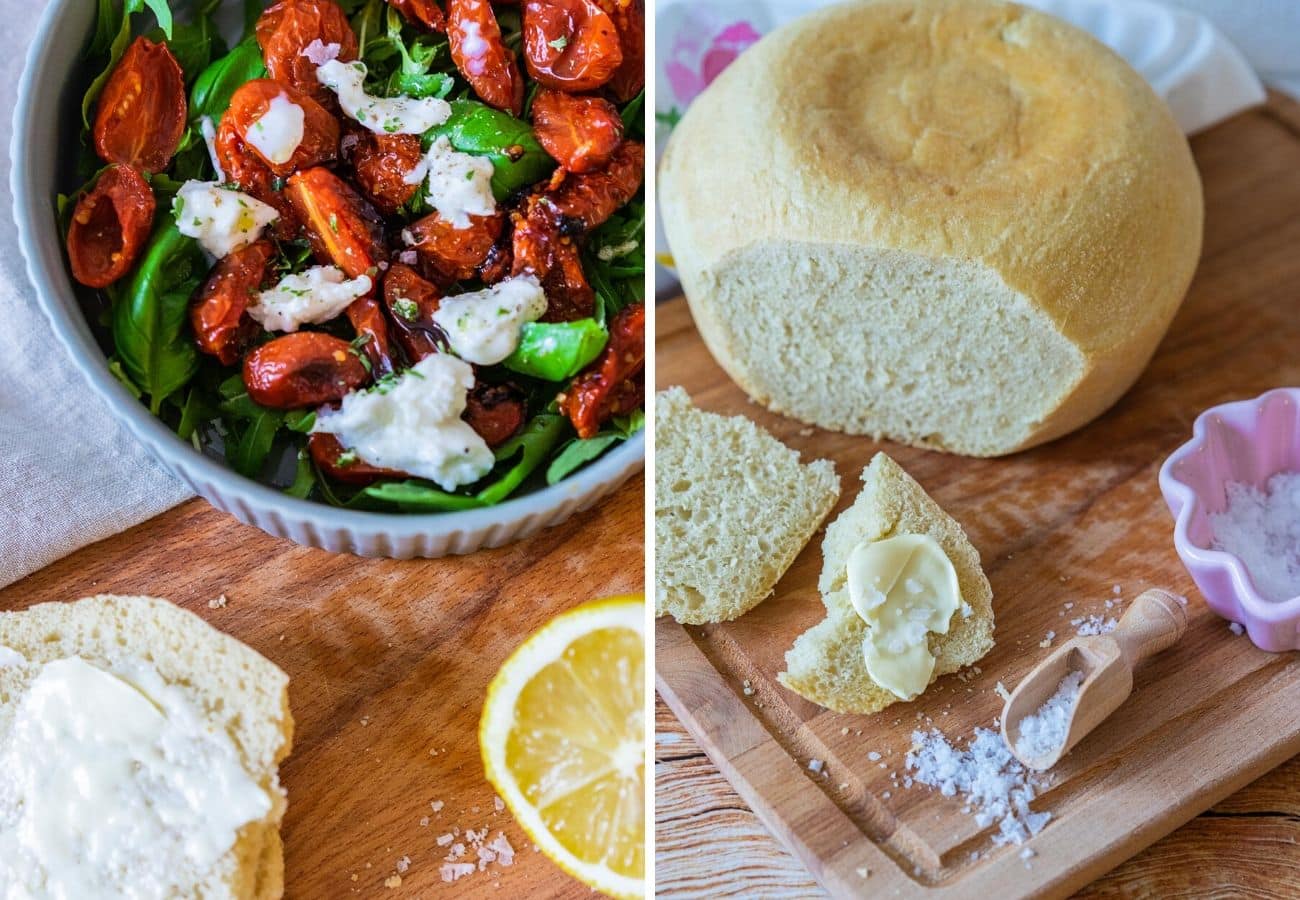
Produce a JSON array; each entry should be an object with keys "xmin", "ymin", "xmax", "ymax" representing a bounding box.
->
[{"xmin": 1002, "ymin": 589, "xmax": 1187, "ymax": 771}]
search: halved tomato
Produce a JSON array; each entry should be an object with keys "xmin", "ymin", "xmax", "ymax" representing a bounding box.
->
[
  {"xmin": 522, "ymin": 0, "xmax": 622, "ymax": 93},
  {"xmin": 347, "ymin": 129, "xmax": 425, "ymax": 215},
  {"xmin": 256, "ymin": 0, "xmax": 360, "ymax": 105},
  {"xmin": 243, "ymin": 331, "xmax": 370, "ymax": 408},
  {"xmin": 66, "ymin": 164, "xmax": 156, "ymax": 288},
  {"xmin": 531, "ymin": 88, "xmax": 623, "ymax": 173},
  {"xmin": 447, "ymin": 0, "xmax": 525, "ymax": 115},
  {"xmin": 562, "ymin": 301, "xmax": 643, "ymax": 438},
  {"xmin": 190, "ymin": 240, "xmax": 275, "ymax": 365},
  {"xmin": 93, "ymin": 37, "xmax": 186, "ymax": 172},
  {"xmin": 285, "ymin": 167, "xmax": 386, "ymax": 278},
  {"xmin": 404, "ymin": 210, "xmax": 503, "ymax": 285},
  {"xmin": 223, "ymin": 79, "xmax": 340, "ymax": 176}
]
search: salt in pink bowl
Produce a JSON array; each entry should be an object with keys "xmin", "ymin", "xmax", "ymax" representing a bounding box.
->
[{"xmin": 1159, "ymin": 388, "xmax": 1300, "ymax": 651}]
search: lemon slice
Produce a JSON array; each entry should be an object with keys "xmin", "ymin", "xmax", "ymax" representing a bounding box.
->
[{"xmin": 480, "ymin": 595, "xmax": 645, "ymax": 899}]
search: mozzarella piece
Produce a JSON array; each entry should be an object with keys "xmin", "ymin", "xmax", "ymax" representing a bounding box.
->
[
  {"xmin": 432, "ymin": 275, "xmax": 548, "ymax": 365},
  {"xmin": 312, "ymin": 355, "xmax": 495, "ymax": 491},
  {"xmin": 246, "ymin": 92, "xmax": 305, "ymax": 166},
  {"xmin": 315, "ymin": 59, "xmax": 451, "ymax": 135},
  {"xmin": 247, "ymin": 266, "xmax": 373, "ymax": 333},
  {"xmin": 404, "ymin": 136, "xmax": 496, "ymax": 229},
  {"xmin": 198, "ymin": 116, "xmax": 225, "ymax": 182},
  {"xmin": 172, "ymin": 181, "xmax": 279, "ymax": 259}
]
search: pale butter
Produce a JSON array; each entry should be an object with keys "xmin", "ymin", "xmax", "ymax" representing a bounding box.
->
[
  {"xmin": 0, "ymin": 656, "xmax": 271, "ymax": 899},
  {"xmin": 846, "ymin": 533, "xmax": 961, "ymax": 700}
]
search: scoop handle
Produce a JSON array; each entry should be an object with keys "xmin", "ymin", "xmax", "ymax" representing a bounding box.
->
[{"xmin": 1113, "ymin": 589, "xmax": 1187, "ymax": 666}]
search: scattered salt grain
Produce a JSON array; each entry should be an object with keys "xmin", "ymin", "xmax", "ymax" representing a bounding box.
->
[
  {"xmin": 905, "ymin": 726, "xmax": 1051, "ymax": 845},
  {"xmin": 1038, "ymin": 630, "xmax": 1056, "ymax": 649},
  {"xmin": 1013, "ymin": 670, "xmax": 1084, "ymax": 761},
  {"xmin": 960, "ymin": 601, "xmax": 974, "ymax": 618},
  {"xmin": 867, "ymin": 751, "xmax": 882, "ymax": 762},
  {"xmin": 856, "ymin": 866, "xmax": 870, "ymax": 878},
  {"xmin": 437, "ymin": 834, "xmax": 455, "ymax": 847},
  {"xmin": 1210, "ymin": 472, "xmax": 1300, "ymax": 602},
  {"xmin": 431, "ymin": 800, "xmax": 445, "ymax": 812},
  {"xmin": 742, "ymin": 679, "xmax": 754, "ymax": 697},
  {"xmin": 1073, "ymin": 615, "xmax": 1117, "ymax": 636},
  {"xmin": 808, "ymin": 759, "xmax": 824, "ymax": 774},
  {"xmin": 395, "ymin": 856, "xmax": 411, "ymax": 874},
  {"xmin": 995, "ymin": 681, "xmax": 1011, "ymax": 702},
  {"xmin": 1112, "ymin": 585, "xmax": 1122, "ymax": 596},
  {"xmin": 1229, "ymin": 622, "xmax": 1245, "ymax": 636},
  {"xmin": 1063, "ymin": 603, "xmax": 1074, "ymax": 610},
  {"xmin": 494, "ymin": 796, "xmax": 505, "ymax": 812}
]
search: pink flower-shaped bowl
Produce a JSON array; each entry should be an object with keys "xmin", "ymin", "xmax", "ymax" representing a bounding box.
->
[{"xmin": 1159, "ymin": 388, "xmax": 1300, "ymax": 651}]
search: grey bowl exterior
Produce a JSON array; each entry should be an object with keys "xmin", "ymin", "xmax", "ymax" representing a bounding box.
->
[{"xmin": 10, "ymin": 0, "xmax": 644, "ymax": 558}]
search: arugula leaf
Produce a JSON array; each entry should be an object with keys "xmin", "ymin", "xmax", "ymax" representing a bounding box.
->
[
  {"xmin": 349, "ymin": 480, "xmax": 485, "ymax": 512},
  {"xmin": 189, "ymin": 36, "xmax": 267, "ymax": 122},
  {"xmin": 227, "ymin": 407, "xmax": 284, "ymax": 478},
  {"xmin": 427, "ymin": 100, "xmax": 555, "ymax": 200},
  {"xmin": 475, "ymin": 411, "xmax": 570, "ymax": 505},
  {"xmin": 545, "ymin": 409, "xmax": 644, "ymax": 484},
  {"xmin": 504, "ymin": 319, "xmax": 608, "ymax": 382},
  {"xmin": 285, "ymin": 409, "xmax": 317, "ymax": 433},
  {"xmin": 284, "ymin": 449, "xmax": 317, "ymax": 499},
  {"xmin": 620, "ymin": 89, "xmax": 645, "ymax": 141},
  {"xmin": 112, "ymin": 221, "xmax": 206, "ymax": 413}
]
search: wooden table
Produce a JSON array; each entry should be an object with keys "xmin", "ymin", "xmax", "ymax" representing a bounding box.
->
[
  {"xmin": 0, "ymin": 478, "xmax": 642, "ymax": 898},
  {"xmin": 654, "ymin": 94, "xmax": 1300, "ymax": 898}
]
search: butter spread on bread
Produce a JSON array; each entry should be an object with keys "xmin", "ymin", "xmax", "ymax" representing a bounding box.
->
[{"xmin": 846, "ymin": 534, "xmax": 962, "ymax": 700}]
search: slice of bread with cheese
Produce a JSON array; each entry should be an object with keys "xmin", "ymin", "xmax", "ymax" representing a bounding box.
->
[
  {"xmin": 779, "ymin": 453, "xmax": 994, "ymax": 713},
  {"xmin": 0, "ymin": 595, "xmax": 293, "ymax": 899},
  {"xmin": 656, "ymin": 386, "xmax": 841, "ymax": 624}
]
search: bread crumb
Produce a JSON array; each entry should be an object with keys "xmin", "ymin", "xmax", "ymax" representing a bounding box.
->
[
  {"xmin": 396, "ymin": 857, "xmax": 410, "ymax": 874},
  {"xmin": 742, "ymin": 679, "xmax": 754, "ymax": 696},
  {"xmin": 856, "ymin": 866, "xmax": 870, "ymax": 878},
  {"xmin": 494, "ymin": 796, "xmax": 505, "ymax": 812},
  {"xmin": 431, "ymin": 800, "xmax": 444, "ymax": 812},
  {"xmin": 208, "ymin": 594, "xmax": 228, "ymax": 609},
  {"xmin": 384, "ymin": 875, "xmax": 402, "ymax": 888},
  {"xmin": 1038, "ymin": 630, "xmax": 1055, "ymax": 649}
]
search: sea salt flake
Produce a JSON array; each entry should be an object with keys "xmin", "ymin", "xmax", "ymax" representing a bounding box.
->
[
  {"xmin": 1229, "ymin": 622, "xmax": 1245, "ymax": 636},
  {"xmin": 1013, "ymin": 670, "xmax": 1084, "ymax": 761},
  {"xmin": 1210, "ymin": 472, "xmax": 1300, "ymax": 602}
]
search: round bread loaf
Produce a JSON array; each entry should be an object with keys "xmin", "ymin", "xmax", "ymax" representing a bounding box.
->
[{"xmin": 659, "ymin": 0, "xmax": 1203, "ymax": 457}]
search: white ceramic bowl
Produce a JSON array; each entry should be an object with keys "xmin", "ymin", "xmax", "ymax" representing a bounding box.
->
[{"xmin": 10, "ymin": 0, "xmax": 644, "ymax": 558}]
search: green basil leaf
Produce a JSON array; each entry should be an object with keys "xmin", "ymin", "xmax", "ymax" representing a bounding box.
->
[
  {"xmin": 141, "ymin": 0, "xmax": 172, "ymax": 39},
  {"xmin": 426, "ymin": 100, "xmax": 555, "ymax": 200},
  {"xmin": 112, "ymin": 221, "xmax": 206, "ymax": 413},
  {"xmin": 545, "ymin": 433, "xmax": 623, "ymax": 485},
  {"xmin": 476, "ymin": 411, "xmax": 569, "ymax": 505},
  {"xmin": 227, "ymin": 407, "xmax": 284, "ymax": 478},
  {"xmin": 154, "ymin": 13, "xmax": 225, "ymax": 86},
  {"xmin": 503, "ymin": 319, "xmax": 608, "ymax": 382},
  {"xmin": 350, "ymin": 480, "xmax": 485, "ymax": 512},
  {"xmin": 82, "ymin": 0, "xmax": 146, "ymax": 129},
  {"xmin": 189, "ymin": 36, "xmax": 267, "ymax": 123},
  {"xmin": 390, "ymin": 69, "xmax": 454, "ymax": 99}
]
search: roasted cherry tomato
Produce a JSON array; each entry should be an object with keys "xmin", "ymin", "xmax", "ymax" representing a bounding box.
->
[
  {"xmin": 594, "ymin": 0, "xmax": 644, "ymax": 101},
  {"xmin": 243, "ymin": 331, "xmax": 370, "ymax": 408},
  {"xmin": 522, "ymin": 0, "xmax": 622, "ymax": 93},
  {"xmin": 191, "ymin": 240, "xmax": 275, "ymax": 365},
  {"xmin": 537, "ymin": 236, "xmax": 594, "ymax": 321},
  {"xmin": 93, "ymin": 37, "xmax": 187, "ymax": 172},
  {"xmin": 541, "ymin": 138, "xmax": 644, "ymax": 231},
  {"xmin": 346, "ymin": 295, "xmax": 397, "ymax": 377},
  {"xmin": 389, "ymin": 0, "xmax": 446, "ymax": 32},
  {"xmin": 346, "ymin": 129, "xmax": 424, "ymax": 215},
  {"xmin": 383, "ymin": 263, "xmax": 443, "ymax": 361},
  {"xmin": 285, "ymin": 167, "xmax": 385, "ymax": 279},
  {"xmin": 215, "ymin": 120, "xmax": 301, "ymax": 239},
  {"xmin": 447, "ymin": 0, "xmax": 525, "ymax": 115},
  {"xmin": 477, "ymin": 226, "xmax": 514, "ymax": 284},
  {"xmin": 308, "ymin": 431, "xmax": 401, "ymax": 484},
  {"xmin": 404, "ymin": 210, "xmax": 503, "ymax": 285},
  {"xmin": 223, "ymin": 79, "xmax": 340, "ymax": 177},
  {"xmin": 531, "ymin": 88, "xmax": 623, "ymax": 173},
  {"xmin": 256, "ymin": 0, "xmax": 360, "ymax": 105},
  {"xmin": 464, "ymin": 382, "xmax": 527, "ymax": 447},
  {"xmin": 66, "ymin": 164, "xmax": 156, "ymax": 289},
  {"xmin": 562, "ymin": 301, "xmax": 643, "ymax": 437}
]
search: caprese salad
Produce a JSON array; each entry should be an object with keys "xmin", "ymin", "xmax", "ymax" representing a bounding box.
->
[{"xmin": 61, "ymin": 0, "xmax": 644, "ymax": 512}]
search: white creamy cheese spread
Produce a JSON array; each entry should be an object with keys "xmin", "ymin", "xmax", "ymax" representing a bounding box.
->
[
  {"xmin": 199, "ymin": 115, "xmax": 225, "ymax": 182},
  {"xmin": 846, "ymin": 533, "xmax": 961, "ymax": 700},
  {"xmin": 246, "ymin": 92, "xmax": 305, "ymax": 166},
  {"xmin": 403, "ymin": 135, "xmax": 497, "ymax": 229},
  {"xmin": 316, "ymin": 58, "xmax": 451, "ymax": 135},
  {"xmin": 311, "ymin": 355, "xmax": 494, "ymax": 490},
  {"xmin": 247, "ymin": 266, "xmax": 373, "ymax": 333},
  {"xmin": 433, "ymin": 275, "xmax": 547, "ymax": 365},
  {"xmin": 0, "ymin": 656, "xmax": 271, "ymax": 899},
  {"xmin": 173, "ymin": 181, "xmax": 279, "ymax": 258}
]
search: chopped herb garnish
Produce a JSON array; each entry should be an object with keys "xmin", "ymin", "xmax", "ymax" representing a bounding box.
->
[
  {"xmin": 549, "ymin": 36, "xmax": 568, "ymax": 51},
  {"xmin": 336, "ymin": 449, "xmax": 359, "ymax": 466},
  {"xmin": 271, "ymin": 176, "xmax": 287, "ymax": 192},
  {"xmin": 392, "ymin": 298, "xmax": 418, "ymax": 320},
  {"xmin": 329, "ymin": 213, "xmax": 339, "ymax": 233}
]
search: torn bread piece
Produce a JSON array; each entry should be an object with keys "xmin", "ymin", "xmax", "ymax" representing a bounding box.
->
[
  {"xmin": 779, "ymin": 453, "xmax": 994, "ymax": 713},
  {"xmin": 0, "ymin": 595, "xmax": 293, "ymax": 899},
  {"xmin": 655, "ymin": 386, "xmax": 840, "ymax": 624}
]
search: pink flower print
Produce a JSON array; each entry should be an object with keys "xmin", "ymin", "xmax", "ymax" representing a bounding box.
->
[{"xmin": 665, "ymin": 20, "xmax": 763, "ymax": 107}]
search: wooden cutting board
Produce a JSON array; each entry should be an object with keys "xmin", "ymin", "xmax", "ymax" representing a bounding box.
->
[
  {"xmin": 0, "ymin": 479, "xmax": 642, "ymax": 898},
  {"xmin": 654, "ymin": 92, "xmax": 1300, "ymax": 899}
]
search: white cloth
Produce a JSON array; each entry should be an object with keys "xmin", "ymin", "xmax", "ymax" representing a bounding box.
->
[{"xmin": 0, "ymin": 0, "xmax": 191, "ymax": 590}]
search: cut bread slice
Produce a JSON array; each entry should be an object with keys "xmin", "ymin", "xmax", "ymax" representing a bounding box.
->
[
  {"xmin": 0, "ymin": 595, "xmax": 293, "ymax": 899},
  {"xmin": 778, "ymin": 453, "xmax": 994, "ymax": 713},
  {"xmin": 655, "ymin": 387, "xmax": 840, "ymax": 624}
]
